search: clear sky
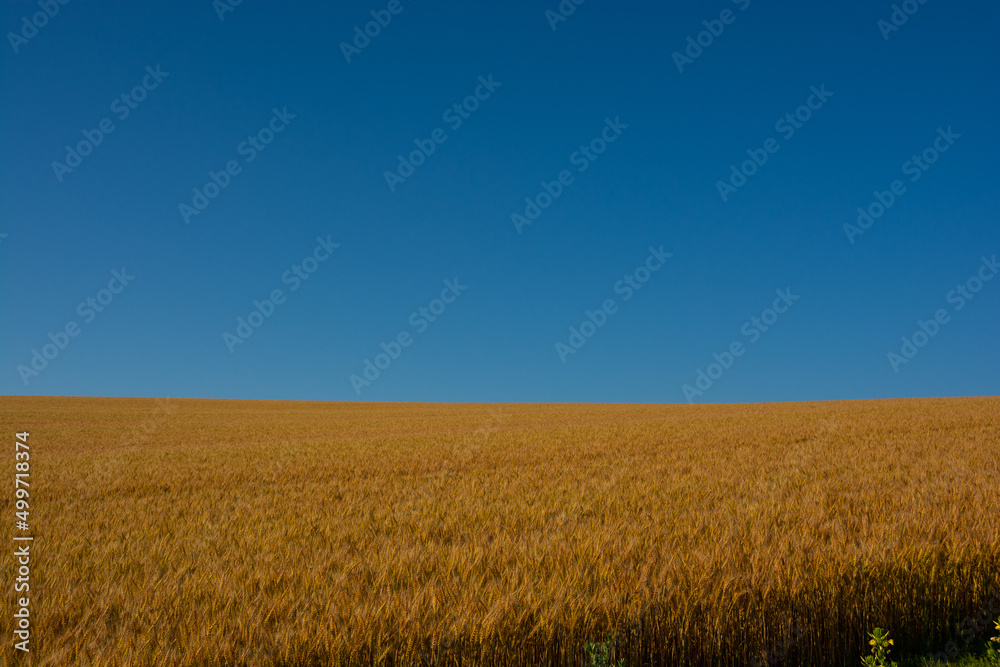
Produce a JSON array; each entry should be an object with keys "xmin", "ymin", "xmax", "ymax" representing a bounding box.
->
[{"xmin": 1, "ymin": 0, "xmax": 997, "ymax": 403}]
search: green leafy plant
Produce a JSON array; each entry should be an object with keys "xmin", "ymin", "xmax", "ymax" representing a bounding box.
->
[
  {"xmin": 585, "ymin": 633, "xmax": 625, "ymax": 667},
  {"xmin": 862, "ymin": 627, "xmax": 899, "ymax": 667},
  {"xmin": 986, "ymin": 617, "xmax": 1000, "ymax": 664}
]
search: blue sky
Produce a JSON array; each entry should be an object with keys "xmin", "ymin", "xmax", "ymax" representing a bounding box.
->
[{"xmin": 1, "ymin": 0, "xmax": 997, "ymax": 403}]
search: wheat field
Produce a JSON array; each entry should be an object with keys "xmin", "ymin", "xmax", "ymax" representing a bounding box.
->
[{"xmin": 1, "ymin": 396, "xmax": 998, "ymax": 666}]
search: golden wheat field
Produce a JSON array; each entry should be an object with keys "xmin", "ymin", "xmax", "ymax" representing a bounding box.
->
[{"xmin": 1, "ymin": 395, "xmax": 998, "ymax": 667}]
